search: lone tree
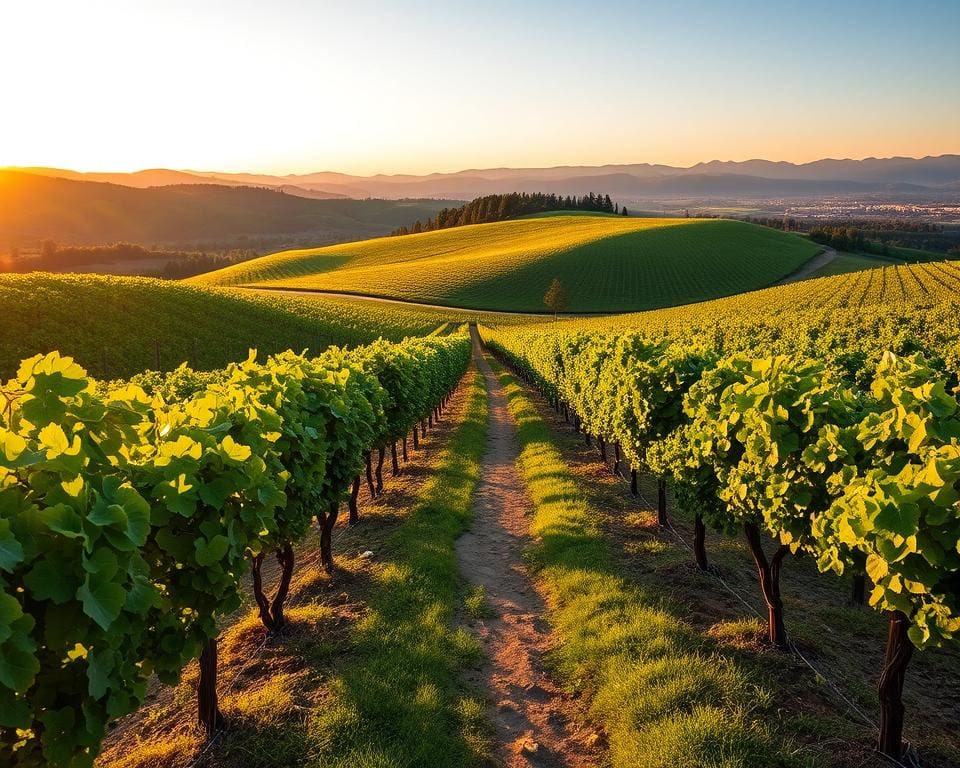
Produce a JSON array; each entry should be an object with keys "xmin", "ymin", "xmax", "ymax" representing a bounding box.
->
[{"xmin": 543, "ymin": 278, "xmax": 568, "ymax": 319}]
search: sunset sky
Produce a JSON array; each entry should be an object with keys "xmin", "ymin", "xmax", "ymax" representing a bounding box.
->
[{"xmin": 2, "ymin": 0, "xmax": 958, "ymax": 176}]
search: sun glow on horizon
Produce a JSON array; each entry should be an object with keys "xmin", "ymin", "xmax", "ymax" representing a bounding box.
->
[{"xmin": 2, "ymin": 0, "xmax": 958, "ymax": 176}]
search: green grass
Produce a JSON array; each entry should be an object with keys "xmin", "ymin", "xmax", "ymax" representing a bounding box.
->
[
  {"xmin": 464, "ymin": 585, "xmax": 494, "ymax": 620},
  {"xmin": 304, "ymin": 364, "xmax": 491, "ymax": 767},
  {"xmin": 807, "ymin": 252, "xmax": 886, "ymax": 278},
  {"xmin": 809, "ymin": 245, "xmax": 948, "ymax": 280},
  {"xmin": 0, "ymin": 272, "xmax": 525, "ymax": 379},
  {"xmin": 193, "ymin": 215, "xmax": 820, "ymax": 313},
  {"xmin": 490, "ymin": 357, "xmax": 794, "ymax": 768}
]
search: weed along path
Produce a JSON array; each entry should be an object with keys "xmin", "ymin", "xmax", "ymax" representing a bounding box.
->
[{"xmin": 457, "ymin": 332, "xmax": 595, "ymax": 768}]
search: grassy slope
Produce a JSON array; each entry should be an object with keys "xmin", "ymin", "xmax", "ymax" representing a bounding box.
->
[
  {"xmin": 809, "ymin": 244, "xmax": 949, "ymax": 279},
  {"xmin": 491, "ymin": 357, "xmax": 792, "ymax": 767},
  {"xmin": 808, "ymin": 252, "xmax": 885, "ymax": 278},
  {"xmin": 193, "ymin": 215, "xmax": 820, "ymax": 313},
  {"xmin": 0, "ymin": 273, "xmax": 498, "ymax": 379}
]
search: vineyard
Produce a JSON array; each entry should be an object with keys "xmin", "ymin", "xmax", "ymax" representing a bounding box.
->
[
  {"xmin": 479, "ymin": 265, "xmax": 960, "ymax": 760},
  {"xmin": 0, "ymin": 334, "xmax": 471, "ymax": 766},
  {"xmin": 1, "ymin": 227, "xmax": 958, "ymax": 768},
  {"xmin": 191, "ymin": 215, "xmax": 820, "ymax": 312},
  {"xmin": 0, "ymin": 273, "xmax": 524, "ymax": 379}
]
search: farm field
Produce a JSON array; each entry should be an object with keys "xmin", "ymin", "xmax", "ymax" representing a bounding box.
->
[
  {"xmin": 0, "ymin": 272, "xmax": 527, "ymax": 378},
  {"xmin": 192, "ymin": 214, "xmax": 821, "ymax": 312},
  {"xmin": 554, "ymin": 257, "xmax": 960, "ymax": 337}
]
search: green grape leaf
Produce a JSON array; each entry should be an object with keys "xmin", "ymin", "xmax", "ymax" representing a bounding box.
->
[
  {"xmin": 24, "ymin": 557, "xmax": 78, "ymax": 603},
  {"xmin": 0, "ymin": 643, "xmax": 39, "ymax": 692},
  {"xmin": 0, "ymin": 519, "xmax": 24, "ymax": 571},
  {"xmin": 77, "ymin": 574, "xmax": 126, "ymax": 630},
  {"xmin": 195, "ymin": 534, "xmax": 229, "ymax": 566},
  {"xmin": 874, "ymin": 502, "xmax": 921, "ymax": 539}
]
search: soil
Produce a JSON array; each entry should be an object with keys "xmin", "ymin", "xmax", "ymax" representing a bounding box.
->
[{"xmin": 455, "ymin": 343, "xmax": 597, "ymax": 768}]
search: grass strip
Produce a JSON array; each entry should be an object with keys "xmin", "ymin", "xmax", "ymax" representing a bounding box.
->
[
  {"xmin": 305, "ymin": 365, "xmax": 490, "ymax": 767},
  {"xmin": 490, "ymin": 358, "xmax": 798, "ymax": 768}
]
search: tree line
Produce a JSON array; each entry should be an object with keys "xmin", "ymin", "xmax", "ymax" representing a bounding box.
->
[
  {"xmin": 5, "ymin": 241, "xmax": 258, "ymax": 279},
  {"xmin": 391, "ymin": 192, "xmax": 628, "ymax": 236},
  {"xmin": 742, "ymin": 216, "xmax": 959, "ymax": 255}
]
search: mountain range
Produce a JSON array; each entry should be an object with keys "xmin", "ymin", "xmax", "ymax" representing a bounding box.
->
[{"xmin": 7, "ymin": 155, "xmax": 960, "ymax": 201}]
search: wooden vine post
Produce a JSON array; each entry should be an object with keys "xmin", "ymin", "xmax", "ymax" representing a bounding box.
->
[{"xmin": 878, "ymin": 611, "xmax": 913, "ymax": 758}]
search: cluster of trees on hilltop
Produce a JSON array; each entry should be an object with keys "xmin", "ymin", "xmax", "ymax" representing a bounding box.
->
[{"xmin": 391, "ymin": 192, "xmax": 627, "ymax": 236}]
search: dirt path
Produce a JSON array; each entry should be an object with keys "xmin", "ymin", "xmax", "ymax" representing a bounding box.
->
[
  {"xmin": 456, "ymin": 335, "xmax": 595, "ymax": 768},
  {"xmin": 774, "ymin": 247, "xmax": 838, "ymax": 285}
]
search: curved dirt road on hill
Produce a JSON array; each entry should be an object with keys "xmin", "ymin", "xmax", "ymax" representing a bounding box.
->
[
  {"xmin": 455, "ymin": 334, "xmax": 596, "ymax": 768},
  {"xmin": 774, "ymin": 247, "xmax": 838, "ymax": 285}
]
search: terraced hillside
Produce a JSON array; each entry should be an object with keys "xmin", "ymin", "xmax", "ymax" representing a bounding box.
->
[
  {"xmin": 192, "ymin": 215, "xmax": 821, "ymax": 312},
  {"xmin": 0, "ymin": 273, "xmax": 523, "ymax": 378}
]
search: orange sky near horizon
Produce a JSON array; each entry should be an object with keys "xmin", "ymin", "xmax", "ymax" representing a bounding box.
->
[{"xmin": 2, "ymin": 1, "xmax": 957, "ymax": 177}]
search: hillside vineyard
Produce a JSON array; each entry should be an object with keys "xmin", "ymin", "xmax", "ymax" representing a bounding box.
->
[
  {"xmin": 191, "ymin": 215, "xmax": 820, "ymax": 312},
  {"xmin": 0, "ymin": 336, "xmax": 470, "ymax": 766},
  {"xmin": 479, "ymin": 273, "xmax": 960, "ymax": 756}
]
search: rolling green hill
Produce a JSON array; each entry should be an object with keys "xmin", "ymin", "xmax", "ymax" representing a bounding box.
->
[
  {"xmin": 192, "ymin": 214, "xmax": 821, "ymax": 312},
  {"xmin": 0, "ymin": 273, "xmax": 521, "ymax": 379}
]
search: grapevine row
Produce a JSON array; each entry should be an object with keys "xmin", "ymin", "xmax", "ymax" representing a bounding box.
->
[
  {"xmin": 479, "ymin": 323, "xmax": 959, "ymax": 760},
  {"xmin": 0, "ymin": 334, "xmax": 471, "ymax": 767}
]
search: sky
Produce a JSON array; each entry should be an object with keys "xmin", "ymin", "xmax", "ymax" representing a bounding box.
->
[{"xmin": 1, "ymin": 0, "xmax": 958, "ymax": 176}]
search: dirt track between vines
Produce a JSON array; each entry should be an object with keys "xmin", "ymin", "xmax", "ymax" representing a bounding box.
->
[{"xmin": 455, "ymin": 341, "xmax": 596, "ymax": 768}]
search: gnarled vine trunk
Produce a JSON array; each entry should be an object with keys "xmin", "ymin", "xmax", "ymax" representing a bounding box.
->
[
  {"xmin": 743, "ymin": 522, "xmax": 788, "ymax": 649},
  {"xmin": 613, "ymin": 443, "xmax": 621, "ymax": 477},
  {"xmin": 630, "ymin": 468, "xmax": 638, "ymax": 497},
  {"xmin": 693, "ymin": 513, "xmax": 708, "ymax": 571},
  {"xmin": 375, "ymin": 446, "xmax": 386, "ymax": 495},
  {"xmin": 197, "ymin": 637, "xmax": 224, "ymax": 735},
  {"xmin": 852, "ymin": 574, "xmax": 866, "ymax": 605},
  {"xmin": 598, "ymin": 437, "xmax": 607, "ymax": 463},
  {"xmin": 251, "ymin": 543, "xmax": 296, "ymax": 631},
  {"xmin": 657, "ymin": 477, "xmax": 669, "ymax": 526},
  {"xmin": 402, "ymin": 436, "xmax": 408, "ymax": 462},
  {"xmin": 412, "ymin": 425, "xmax": 419, "ymax": 449},
  {"xmin": 391, "ymin": 442, "xmax": 399, "ymax": 475},
  {"xmin": 319, "ymin": 501, "xmax": 339, "ymax": 573},
  {"xmin": 348, "ymin": 475, "xmax": 361, "ymax": 525},
  {"xmin": 878, "ymin": 611, "xmax": 913, "ymax": 759},
  {"xmin": 364, "ymin": 451, "xmax": 375, "ymax": 498}
]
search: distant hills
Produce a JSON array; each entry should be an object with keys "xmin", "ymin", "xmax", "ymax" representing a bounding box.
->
[
  {"xmin": 6, "ymin": 155, "xmax": 959, "ymax": 201},
  {"xmin": 0, "ymin": 171, "xmax": 452, "ymax": 247}
]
